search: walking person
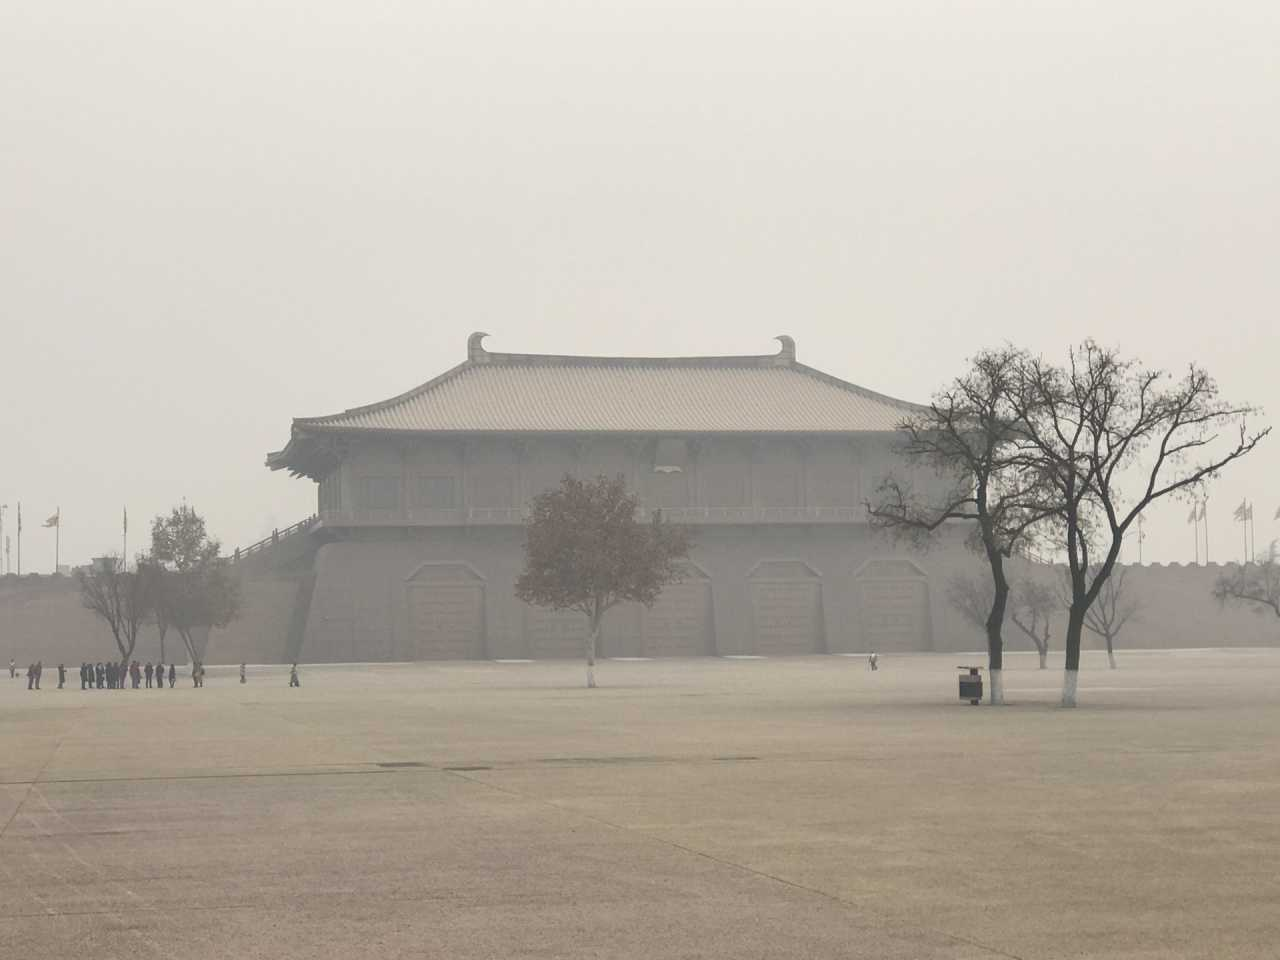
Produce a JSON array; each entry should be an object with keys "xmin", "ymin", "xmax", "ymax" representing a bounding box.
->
[
  {"xmin": 288, "ymin": 663, "xmax": 300, "ymax": 688},
  {"xmin": 57, "ymin": 664, "xmax": 66, "ymax": 689},
  {"xmin": 168, "ymin": 662, "xmax": 176, "ymax": 688},
  {"xmin": 239, "ymin": 662, "xmax": 246, "ymax": 684},
  {"xmin": 8, "ymin": 658, "xmax": 15, "ymax": 679}
]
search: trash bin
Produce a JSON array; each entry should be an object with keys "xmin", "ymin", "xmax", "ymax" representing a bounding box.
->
[{"xmin": 957, "ymin": 666, "xmax": 983, "ymax": 705}]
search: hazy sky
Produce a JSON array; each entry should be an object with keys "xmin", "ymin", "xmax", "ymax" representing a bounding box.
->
[{"xmin": 3, "ymin": 0, "xmax": 1277, "ymax": 571}]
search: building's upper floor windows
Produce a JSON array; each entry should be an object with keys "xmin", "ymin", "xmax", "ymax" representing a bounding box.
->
[
  {"xmin": 416, "ymin": 475, "xmax": 456, "ymax": 509},
  {"xmin": 359, "ymin": 476, "xmax": 400, "ymax": 511}
]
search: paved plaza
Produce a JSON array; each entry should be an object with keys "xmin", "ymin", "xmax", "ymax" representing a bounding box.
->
[{"xmin": 2, "ymin": 649, "xmax": 1278, "ymax": 959}]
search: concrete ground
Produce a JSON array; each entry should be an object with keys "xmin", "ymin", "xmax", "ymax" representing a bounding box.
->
[{"xmin": 1, "ymin": 649, "xmax": 1277, "ymax": 959}]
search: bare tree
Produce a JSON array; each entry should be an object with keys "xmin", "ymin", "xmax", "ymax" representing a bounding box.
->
[
  {"xmin": 1214, "ymin": 541, "xmax": 1280, "ymax": 624},
  {"xmin": 1008, "ymin": 579, "xmax": 1056, "ymax": 670},
  {"xmin": 515, "ymin": 474, "xmax": 691, "ymax": 688},
  {"xmin": 77, "ymin": 556, "xmax": 153, "ymax": 663},
  {"xmin": 870, "ymin": 348, "xmax": 1053, "ymax": 704},
  {"xmin": 946, "ymin": 572, "xmax": 1054, "ymax": 669},
  {"xmin": 945, "ymin": 573, "xmax": 995, "ymax": 635},
  {"xmin": 1063, "ymin": 566, "xmax": 1139, "ymax": 669},
  {"xmin": 1011, "ymin": 342, "xmax": 1267, "ymax": 705}
]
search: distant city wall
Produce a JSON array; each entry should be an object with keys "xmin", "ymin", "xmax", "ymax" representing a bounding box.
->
[
  {"xmin": 2, "ymin": 549, "xmax": 1275, "ymax": 666},
  {"xmin": 0, "ymin": 575, "xmax": 169, "ymax": 666},
  {"xmin": 0, "ymin": 571, "xmax": 301, "ymax": 667}
]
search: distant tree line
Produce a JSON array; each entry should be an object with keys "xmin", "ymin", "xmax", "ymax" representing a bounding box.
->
[{"xmin": 77, "ymin": 504, "xmax": 242, "ymax": 664}]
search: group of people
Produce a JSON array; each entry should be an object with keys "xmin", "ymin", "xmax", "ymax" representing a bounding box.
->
[
  {"xmin": 11, "ymin": 657, "xmax": 301, "ymax": 689},
  {"xmin": 79, "ymin": 660, "xmax": 177, "ymax": 689}
]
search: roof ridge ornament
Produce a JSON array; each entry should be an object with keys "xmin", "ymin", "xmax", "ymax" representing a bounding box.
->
[
  {"xmin": 468, "ymin": 331, "xmax": 491, "ymax": 363},
  {"xmin": 774, "ymin": 335, "xmax": 796, "ymax": 364}
]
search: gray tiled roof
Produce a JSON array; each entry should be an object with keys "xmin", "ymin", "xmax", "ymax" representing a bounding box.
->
[
  {"xmin": 269, "ymin": 334, "xmax": 921, "ymax": 475},
  {"xmin": 296, "ymin": 335, "xmax": 920, "ymax": 434}
]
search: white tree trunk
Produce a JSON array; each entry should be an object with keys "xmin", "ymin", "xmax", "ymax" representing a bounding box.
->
[
  {"xmin": 1038, "ymin": 650, "xmax": 1047, "ymax": 670},
  {"xmin": 1061, "ymin": 669, "xmax": 1079, "ymax": 708},
  {"xmin": 585, "ymin": 625, "xmax": 598, "ymax": 689},
  {"xmin": 988, "ymin": 668, "xmax": 1004, "ymax": 706}
]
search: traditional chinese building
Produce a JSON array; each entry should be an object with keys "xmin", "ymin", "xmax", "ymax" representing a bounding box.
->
[{"xmin": 265, "ymin": 333, "xmax": 964, "ymax": 662}]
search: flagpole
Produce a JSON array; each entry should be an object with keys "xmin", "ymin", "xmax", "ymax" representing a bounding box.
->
[
  {"xmin": 1250, "ymin": 502, "xmax": 1255, "ymax": 563},
  {"xmin": 122, "ymin": 507, "xmax": 128, "ymax": 571},
  {"xmin": 55, "ymin": 507, "xmax": 60, "ymax": 574},
  {"xmin": 1193, "ymin": 511, "xmax": 1199, "ymax": 564},
  {"xmin": 16, "ymin": 501, "xmax": 20, "ymax": 576},
  {"xmin": 1203, "ymin": 499, "xmax": 1209, "ymax": 564}
]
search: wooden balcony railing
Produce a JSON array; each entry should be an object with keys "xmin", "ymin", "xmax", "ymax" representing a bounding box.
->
[{"xmin": 228, "ymin": 514, "xmax": 318, "ymax": 563}]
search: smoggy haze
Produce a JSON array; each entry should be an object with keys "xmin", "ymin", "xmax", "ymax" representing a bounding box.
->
[{"xmin": 3, "ymin": 1, "xmax": 1277, "ymax": 570}]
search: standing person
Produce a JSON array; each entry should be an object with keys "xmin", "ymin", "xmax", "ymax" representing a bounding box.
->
[
  {"xmin": 132, "ymin": 661, "xmax": 141, "ymax": 689},
  {"xmin": 239, "ymin": 663, "xmax": 246, "ymax": 684},
  {"xmin": 868, "ymin": 652, "xmax": 879, "ymax": 672},
  {"xmin": 108, "ymin": 662, "xmax": 117, "ymax": 689},
  {"xmin": 8, "ymin": 658, "xmax": 15, "ymax": 679},
  {"xmin": 34, "ymin": 661, "xmax": 42, "ymax": 690},
  {"xmin": 168, "ymin": 662, "xmax": 176, "ymax": 688},
  {"xmin": 144, "ymin": 662, "xmax": 154, "ymax": 688},
  {"xmin": 27, "ymin": 663, "xmax": 35, "ymax": 690},
  {"xmin": 288, "ymin": 663, "xmax": 300, "ymax": 687},
  {"xmin": 94, "ymin": 662, "xmax": 103, "ymax": 689},
  {"xmin": 155, "ymin": 663, "xmax": 164, "ymax": 692},
  {"xmin": 57, "ymin": 664, "xmax": 66, "ymax": 689}
]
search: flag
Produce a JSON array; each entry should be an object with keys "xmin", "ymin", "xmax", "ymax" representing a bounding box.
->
[
  {"xmin": 43, "ymin": 512, "xmax": 59, "ymax": 528},
  {"xmin": 1187, "ymin": 506, "xmax": 1197, "ymax": 524},
  {"xmin": 1233, "ymin": 500, "xmax": 1247, "ymax": 522}
]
